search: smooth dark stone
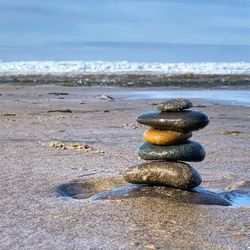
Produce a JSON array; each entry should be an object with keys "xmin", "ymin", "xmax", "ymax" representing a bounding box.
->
[
  {"xmin": 157, "ymin": 98, "xmax": 193, "ymax": 112},
  {"xmin": 136, "ymin": 110, "xmax": 209, "ymax": 132},
  {"xmin": 138, "ymin": 140, "xmax": 206, "ymax": 162},
  {"xmin": 123, "ymin": 161, "xmax": 201, "ymax": 189}
]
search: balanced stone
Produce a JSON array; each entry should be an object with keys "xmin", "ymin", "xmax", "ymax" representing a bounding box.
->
[
  {"xmin": 137, "ymin": 110, "xmax": 209, "ymax": 133},
  {"xmin": 123, "ymin": 161, "xmax": 201, "ymax": 189},
  {"xmin": 144, "ymin": 128, "xmax": 192, "ymax": 145},
  {"xmin": 157, "ymin": 98, "xmax": 193, "ymax": 112},
  {"xmin": 138, "ymin": 140, "xmax": 206, "ymax": 162}
]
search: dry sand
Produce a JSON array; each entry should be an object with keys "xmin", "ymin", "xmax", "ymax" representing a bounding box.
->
[{"xmin": 0, "ymin": 85, "xmax": 249, "ymax": 249}]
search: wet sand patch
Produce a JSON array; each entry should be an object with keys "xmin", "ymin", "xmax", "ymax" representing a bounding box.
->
[{"xmin": 57, "ymin": 176, "xmax": 250, "ymax": 207}]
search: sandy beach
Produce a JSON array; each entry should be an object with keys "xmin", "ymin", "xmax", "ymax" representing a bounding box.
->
[{"xmin": 0, "ymin": 85, "xmax": 249, "ymax": 249}]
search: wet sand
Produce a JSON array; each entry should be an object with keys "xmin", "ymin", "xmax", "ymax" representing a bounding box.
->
[
  {"xmin": 0, "ymin": 85, "xmax": 249, "ymax": 249},
  {"xmin": 1, "ymin": 73, "xmax": 250, "ymax": 88}
]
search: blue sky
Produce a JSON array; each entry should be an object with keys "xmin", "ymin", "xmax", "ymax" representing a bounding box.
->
[{"xmin": 0, "ymin": 0, "xmax": 250, "ymax": 61}]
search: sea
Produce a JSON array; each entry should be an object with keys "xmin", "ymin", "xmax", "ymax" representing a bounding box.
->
[{"xmin": 1, "ymin": 0, "xmax": 250, "ymax": 62}]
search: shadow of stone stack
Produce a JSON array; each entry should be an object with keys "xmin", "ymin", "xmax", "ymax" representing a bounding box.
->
[{"xmin": 123, "ymin": 98, "xmax": 210, "ymax": 190}]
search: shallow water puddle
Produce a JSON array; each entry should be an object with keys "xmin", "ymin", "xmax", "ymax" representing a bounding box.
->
[
  {"xmin": 111, "ymin": 90, "xmax": 250, "ymax": 106},
  {"xmin": 57, "ymin": 177, "xmax": 250, "ymax": 207},
  {"xmin": 220, "ymin": 190, "xmax": 250, "ymax": 207}
]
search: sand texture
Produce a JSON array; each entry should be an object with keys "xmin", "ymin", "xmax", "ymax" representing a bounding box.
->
[{"xmin": 0, "ymin": 85, "xmax": 249, "ymax": 249}]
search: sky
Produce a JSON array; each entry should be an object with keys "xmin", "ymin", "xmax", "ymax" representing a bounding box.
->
[{"xmin": 0, "ymin": 0, "xmax": 250, "ymax": 62}]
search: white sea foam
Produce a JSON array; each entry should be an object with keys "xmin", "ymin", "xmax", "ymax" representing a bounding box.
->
[{"xmin": 0, "ymin": 61, "xmax": 250, "ymax": 75}]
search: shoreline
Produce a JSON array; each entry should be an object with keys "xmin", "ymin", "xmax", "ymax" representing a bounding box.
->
[
  {"xmin": 1, "ymin": 73, "xmax": 250, "ymax": 88},
  {"xmin": 1, "ymin": 85, "xmax": 249, "ymax": 106}
]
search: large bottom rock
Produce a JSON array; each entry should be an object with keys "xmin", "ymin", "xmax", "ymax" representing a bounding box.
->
[
  {"xmin": 123, "ymin": 161, "xmax": 201, "ymax": 189},
  {"xmin": 138, "ymin": 140, "xmax": 205, "ymax": 162}
]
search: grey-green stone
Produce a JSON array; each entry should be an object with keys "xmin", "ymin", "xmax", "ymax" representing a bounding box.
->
[
  {"xmin": 136, "ymin": 110, "xmax": 209, "ymax": 132},
  {"xmin": 157, "ymin": 98, "xmax": 193, "ymax": 112},
  {"xmin": 123, "ymin": 161, "xmax": 201, "ymax": 189},
  {"xmin": 138, "ymin": 140, "xmax": 206, "ymax": 162}
]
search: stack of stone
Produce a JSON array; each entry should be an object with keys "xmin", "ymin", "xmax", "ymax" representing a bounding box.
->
[{"xmin": 123, "ymin": 98, "xmax": 209, "ymax": 190}]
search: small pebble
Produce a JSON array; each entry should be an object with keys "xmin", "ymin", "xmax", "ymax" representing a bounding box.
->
[{"xmin": 157, "ymin": 98, "xmax": 193, "ymax": 112}]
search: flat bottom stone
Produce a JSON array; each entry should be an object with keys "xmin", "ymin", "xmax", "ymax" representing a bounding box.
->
[{"xmin": 123, "ymin": 161, "xmax": 201, "ymax": 189}]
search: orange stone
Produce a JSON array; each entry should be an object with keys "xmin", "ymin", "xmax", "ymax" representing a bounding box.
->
[{"xmin": 143, "ymin": 128, "xmax": 192, "ymax": 145}]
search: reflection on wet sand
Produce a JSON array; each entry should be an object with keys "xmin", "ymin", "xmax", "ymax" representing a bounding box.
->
[{"xmin": 57, "ymin": 176, "xmax": 250, "ymax": 207}]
